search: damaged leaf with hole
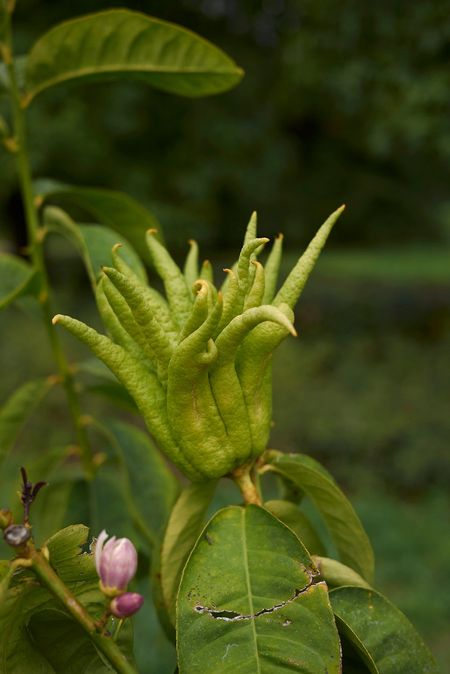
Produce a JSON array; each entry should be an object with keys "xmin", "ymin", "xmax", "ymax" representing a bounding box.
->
[{"xmin": 177, "ymin": 504, "xmax": 341, "ymax": 673}]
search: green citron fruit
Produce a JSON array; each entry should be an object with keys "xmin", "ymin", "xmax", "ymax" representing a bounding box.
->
[{"xmin": 53, "ymin": 206, "xmax": 344, "ymax": 481}]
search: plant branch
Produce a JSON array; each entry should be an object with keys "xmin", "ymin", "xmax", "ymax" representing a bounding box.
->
[
  {"xmin": 1, "ymin": 11, "xmax": 94, "ymax": 479},
  {"xmin": 27, "ymin": 548, "xmax": 138, "ymax": 674}
]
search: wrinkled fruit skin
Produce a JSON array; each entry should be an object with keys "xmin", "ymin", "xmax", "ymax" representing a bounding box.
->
[{"xmin": 54, "ymin": 207, "xmax": 344, "ymax": 481}]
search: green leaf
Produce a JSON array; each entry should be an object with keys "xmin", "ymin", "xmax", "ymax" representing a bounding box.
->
[
  {"xmin": 45, "ymin": 524, "xmax": 95, "ymax": 583},
  {"xmin": 265, "ymin": 498, "xmax": 326, "ymax": 555},
  {"xmin": 44, "ymin": 206, "xmax": 146, "ymax": 287},
  {"xmin": 0, "ymin": 63, "xmax": 7, "ymax": 94},
  {"xmin": 0, "ymin": 377, "xmax": 54, "ymax": 464},
  {"xmin": 24, "ymin": 10, "xmax": 244, "ymax": 105},
  {"xmin": 265, "ymin": 452, "xmax": 375, "ymax": 582},
  {"xmin": 35, "ymin": 180, "xmax": 160, "ymax": 262},
  {"xmin": 160, "ymin": 480, "xmax": 217, "ymax": 624},
  {"xmin": 0, "ymin": 253, "xmax": 38, "ymax": 310},
  {"xmin": 0, "ymin": 525, "xmax": 134, "ymax": 673},
  {"xmin": 91, "ymin": 463, "xmax": 137, "ymax": 543},
  {"xmin": 330, "ymin": 587, "xmax": 439, "ymax": 674},
  {"xmin": 0, "ymin": 113, "xmax": 8, "ymax": 138},
  {"xmin": 86, "ymin": 381, "xmax": 138, "ymax": 414},
  {"xmin": 177, "ymin": 504, "xmax": 341, "ymax": 673},
  {"xmin": 0, "ymin": 562, "xmax": 14, "ymax": 605},
  {"xmin": 0, "ymin": 447, "xmax": 82, "ymax": 555},
  {"xmin": 0, "ymin": 56, "xmax": 26, "ymax": 96},
  {"xmin": 77, "ymin": 358, "xmax": 138, "ymax": 412},
  {"xmin": 27, "ymin": 608, "xmax": 133, "ymax": 674},
  {"xmin": 95, "ymin": 419, "xmax": 180, "ymax": 550},
  {"xmin": 0, "ymin": 561, "xmax": 11, "ymax": 582},
  {"xmin": 25, "ymin": 451, "xmax": 86, "ymax": 545},
  {"xmin": 133, "ymin": 574, "xmax": 177, "ymax": 674},
  {"xmin": 313, "ymin": 556, "xmax": 372, "ymax": 589}
]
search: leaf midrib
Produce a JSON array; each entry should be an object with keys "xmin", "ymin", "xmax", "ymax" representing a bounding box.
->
[
  {"xmin": 25, "ymin": 63, "xmax": 243, "ymax": 103},
  {"xmin": 242, "ymin": 509, "xmax": 261, "ymax": 674}
]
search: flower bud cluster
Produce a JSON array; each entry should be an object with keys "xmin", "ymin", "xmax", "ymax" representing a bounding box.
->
[
  {"xmin": 95, "ymin": 530, "xmax": 143, "ymax": 619},
  {"xmin": 54, "ymin": 206, "xmax": 344, "ymax": 481}
]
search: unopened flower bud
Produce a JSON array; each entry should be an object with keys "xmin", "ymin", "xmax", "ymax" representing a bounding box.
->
[
  {"xmin": 110, "ymin": 592, "xmax": 144, "ymax": 618},
  {"xmin": 4, "ymin": 524, "xmax": 31, "ymax": 547},
  {"xmin": 95, "ymin": 530, "xmax": 138, "ymax": 596}
]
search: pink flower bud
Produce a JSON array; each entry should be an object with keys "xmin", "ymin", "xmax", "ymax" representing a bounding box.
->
[
  {"xmin": 110, "ymin": 592, "xmax": 144, "ymax": 619},
  {"xmin": 95, "ymin": 530, "xmax": 138, "ymax": 596}
]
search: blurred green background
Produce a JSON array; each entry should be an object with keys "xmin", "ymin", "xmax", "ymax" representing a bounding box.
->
[{"xmin": 1, "ymin": 0, "xmax": 449, "ymax": 670}]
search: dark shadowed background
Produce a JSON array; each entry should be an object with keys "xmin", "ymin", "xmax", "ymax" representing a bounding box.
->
[{"xmin": 1, "ymin": 0, "xmax": 449, "ymax": 669}]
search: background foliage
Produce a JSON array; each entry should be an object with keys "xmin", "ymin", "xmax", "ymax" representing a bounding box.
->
[{"xmin": 1, "ymin": 0, "xmax": 449, "ymax": 671}]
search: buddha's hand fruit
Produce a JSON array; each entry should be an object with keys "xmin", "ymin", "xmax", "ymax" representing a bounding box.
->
[{"xmin": 53, "ymin": 206, "xmax": 344, "ymax": 481}]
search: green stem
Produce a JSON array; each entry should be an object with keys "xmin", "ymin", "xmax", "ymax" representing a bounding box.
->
[
  {"xmin": 2, "ymin": 9, "xmax": 94, "ymax": 479},
  {"xmin": 29, "ymin": 549, "xmax": 138, "ymax": 674},
  {"xmin": 232, "ymin": 463, "xmax": 262, "ymax": 506}
]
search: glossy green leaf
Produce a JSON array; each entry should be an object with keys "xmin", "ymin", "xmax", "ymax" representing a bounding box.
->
[
  {"xmin": 24, "ymin": 10, "xmax": 244, "ymax": 105},
  {"xmin": 160, "ymin": 480, "xmax": 217, "ymax": 624},
  {"xmin": 265, "ymin": 452, "xmax": 375, "ymax": 582},
  {"xmin": 0, "ymin": 525, "xmax": 134, "ymax": 673},
  {"xmin": 0, "ymin": 253, "xmax": 38, "ymax": 310},
  {"xmin": 0, "ymin": 377, "xmax": 54, "ymax": 464},
  {"xmin": 177, "ymin": 504, "xmax": 341, "ymax": 673},
  {"xmin": 44, "ymin": 206, "xmax": 146, "ymax": 287},
  {"xmin": 35, "ymin": 179, "xmax": 160, "ymax": 261},
  {"xmin": 330, "ymin": 587, "xmax": 439, "ymax": 674},
  {"xmin": 265, "ymin": 499, "xmax": 326, "ymax": 555}
]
